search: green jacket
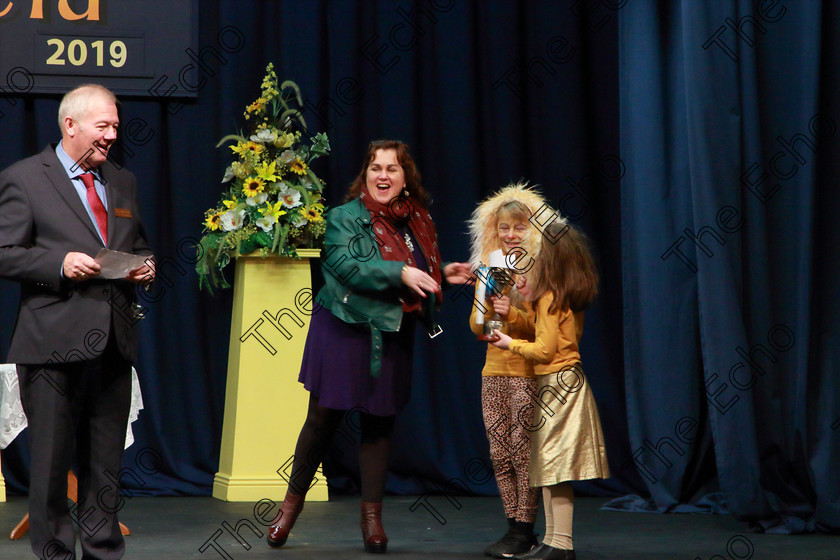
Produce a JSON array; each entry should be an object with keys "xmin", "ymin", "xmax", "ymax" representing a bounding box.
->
[{"xmin": 315, "ymin": 198, "xmax": 441, "ymax": 377}]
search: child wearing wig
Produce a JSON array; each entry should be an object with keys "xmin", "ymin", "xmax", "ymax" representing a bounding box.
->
[
  {"xmin": 492, "ymin": 221, "xmax": 609, "ymax": 560},
  {"xmin": 467, "ymin": 183, "xmax": 549, "ymax": 558}
]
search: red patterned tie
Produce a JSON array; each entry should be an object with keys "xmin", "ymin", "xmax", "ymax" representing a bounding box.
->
[{"xmin": 79, "ymin": 173, "xmax": 108, "ymax": 244}]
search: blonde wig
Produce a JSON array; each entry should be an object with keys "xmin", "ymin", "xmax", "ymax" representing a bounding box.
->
[{"xmin": 467, "ymin": 181, "xmax": 555, "ymax": 270}]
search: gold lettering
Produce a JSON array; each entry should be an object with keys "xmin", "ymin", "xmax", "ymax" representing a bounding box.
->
[
  {"xmin": 29, "ymin": 0, "xmax": 42, "ymax": 18},
  {"xmin": 0, "ymin": 2, "xmax": 12, "ymax": 18},
  {"xmin": 58, "ymin": 0, "xmax": 99, "ymax": 21}
]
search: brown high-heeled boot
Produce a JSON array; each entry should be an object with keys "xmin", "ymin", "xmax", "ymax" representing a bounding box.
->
[
  {"xmin": 360, "ymin": 501, "xmax": 388, "ymax": 553},
  {"xmin": 266, "ymin": 490, "xmax": 305, "ymax": 547}
]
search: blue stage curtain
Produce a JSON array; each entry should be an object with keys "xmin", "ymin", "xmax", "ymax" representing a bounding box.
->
[{"xmin": 614, "ymin": 0, "xmax": 839, "ymax": 533}]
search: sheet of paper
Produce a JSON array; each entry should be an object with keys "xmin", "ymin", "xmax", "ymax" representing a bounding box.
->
[{"xmin": 94, "ymin": 249, "xmax": 151, "ymax": 280}]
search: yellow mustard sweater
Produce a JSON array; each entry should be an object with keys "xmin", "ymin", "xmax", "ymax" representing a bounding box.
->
[
  {"xmin": 507, "ymin": 293, "xmax": 584, "ymax": 375},
  {"xmin": 469, "ymin": 296, "xmax": 535, "ymax": 377}
]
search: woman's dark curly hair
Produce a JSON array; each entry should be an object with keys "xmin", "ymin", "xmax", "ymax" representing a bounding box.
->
[{"xmin": 345, "ymin": 139, "xmax": 430, "ymax": 207}]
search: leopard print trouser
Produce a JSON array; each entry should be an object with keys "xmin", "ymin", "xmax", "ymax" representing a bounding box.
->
[{"xmin": 482, "ymin": 376, "xmax": 538, "ymax": 522}]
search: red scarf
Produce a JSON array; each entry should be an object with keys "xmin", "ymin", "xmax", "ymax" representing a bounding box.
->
[{"xmin": 359, "ymin": 189, "xmax": 443, "ymax": 313}]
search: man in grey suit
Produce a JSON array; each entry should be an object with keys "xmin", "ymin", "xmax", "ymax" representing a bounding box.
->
[{"xmin": 0, "ymin": 84, "xmax": 154, "ymax": 560}]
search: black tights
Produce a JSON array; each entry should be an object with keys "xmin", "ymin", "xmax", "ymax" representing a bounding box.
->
[{"xmin": 287, "ymin": 394, "xmax": 395, "ymax": 502}]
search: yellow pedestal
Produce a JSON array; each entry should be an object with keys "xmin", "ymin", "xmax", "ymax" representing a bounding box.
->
[
  {"xmin": 213, "ymin": 249, "xmax": 328, "ymax": 502},
  {"xmin": 0, "ymin": 453, "xmax": 6, "ymax": 502}
]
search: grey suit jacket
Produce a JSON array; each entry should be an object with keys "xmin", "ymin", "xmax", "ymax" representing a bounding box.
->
[{"xmin": 0, "ymin": 144, "xmax": 152, "ymax": 364}]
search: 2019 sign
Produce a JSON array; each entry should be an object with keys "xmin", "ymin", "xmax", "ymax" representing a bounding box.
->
[
  {"xmin": 34, "ymin": 33, "xmax": 144, "ymax": 77},
  {"xmin": 45, "ymin": 38, "xmax": 128, "ymax": 67}
]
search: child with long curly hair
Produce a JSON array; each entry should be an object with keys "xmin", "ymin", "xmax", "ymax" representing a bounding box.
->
[{"xmin": 491, "ymin": 221, "xmax": 610, "ymax": 560}]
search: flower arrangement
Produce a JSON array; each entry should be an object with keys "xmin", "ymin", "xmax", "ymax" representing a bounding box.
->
[{"xmin": 196, "ymin": 63, "xmax": 330, "ymax": 290}]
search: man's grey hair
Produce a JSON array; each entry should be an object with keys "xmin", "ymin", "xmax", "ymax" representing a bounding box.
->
[{"xmin": 58, "ymin": 84, "xmax": 118, "ymax": 131}]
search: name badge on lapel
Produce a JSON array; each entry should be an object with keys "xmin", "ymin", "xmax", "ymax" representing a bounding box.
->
[{"xmin": 115, "ymin": 208, "xmax": 132, "ymax": 218}]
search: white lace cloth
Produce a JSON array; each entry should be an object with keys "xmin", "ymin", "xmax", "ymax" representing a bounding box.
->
[{"xmin": 0, "ymin": 364, "xmax": 144, "ymax": 450}]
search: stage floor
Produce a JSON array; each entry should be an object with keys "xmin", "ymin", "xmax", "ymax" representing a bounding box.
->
[{"xmin": 0, "ymin": 495, "xmax": 836, "ymax": 559}]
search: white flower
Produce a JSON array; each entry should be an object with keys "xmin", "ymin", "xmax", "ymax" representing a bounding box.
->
[
  {"xmin": 250, "ymin": 129, "xmax": 276, "ymax": 143},
  {"xmin": 279, "ymin": 187, "xmax": 302, "ymax": 208},
  {"xmin": 221, "ymin": 166, "xmax": 235, "ymax": 183},
  {"xmin": 279, "ymin": 149, "xmax": 296, "ymax": 164},
  {"xmin": 292, "ymin": 215, "xmax": 308, "ymax": 228},
  {"xmin": 220, "ymin": 208, "xmax": 246, "ymax": 231},
  {"xmin": 246, "ymin": 192, "xmax": 269, "ymax": 206},
  {"xmin": 256, "ymin": 215, "xmax": 276, "ymax": 232}
]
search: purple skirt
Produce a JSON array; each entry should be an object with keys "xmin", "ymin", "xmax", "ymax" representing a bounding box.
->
[{"xmin": 298, "ymin": 308, "xmax": 416, "ymax": 416}]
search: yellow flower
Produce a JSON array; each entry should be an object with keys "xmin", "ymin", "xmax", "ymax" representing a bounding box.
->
[
  {"xmin": 230, "ymin": 141, "xmax": 265, "ymax": 157},
  {"xmin": 255, "ymin": 160, "xmax": 280, "ymax": 182},
  {"xmin": 289, "ymin": 157, "xmax": 308, "ymax": 175},
  {"xmin": 303, "ymin": 206, "xmax": 323, "ymax": 223},
  {"xmin": 246, "ymin": 97, "xmax": 267, "ymax": 115},
  {"xmin": 242, "ymin": 177, "xmax": 265, "ymax": 198},
  {"xmin": 260, "ymin": 63, "xmax": 279, "ymax": 100},
  {"xmin": 273, "ymin": 131, "xmax": 296, "ymax": 148},
  {"xmin": 204, "ymin": 211, "xmax": 222, "ymax": 231},
  {"xmin": 222, "ymin": 199, "xmax": 237, "ymax": 209},
  {"xmin": 309, "ymin": 219, "xmax": 327, "ymax": 238},
  {"xmin": 261, "ymin": 200, "xmax": 286, "ymax": 221},
  {"xmin": 230, "ymin": 161, "xmax": 250, "ymax": 179}
]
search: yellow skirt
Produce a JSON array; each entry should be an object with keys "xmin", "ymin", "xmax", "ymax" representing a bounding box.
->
[{"xmin": 528, "ymin": 365, "xmax": 610, "ymax": 487}]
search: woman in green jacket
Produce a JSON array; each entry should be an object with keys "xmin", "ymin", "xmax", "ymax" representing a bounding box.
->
[{"xmin": 267, "ymin": 139, "xmax": 470, "ymax": 553}]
